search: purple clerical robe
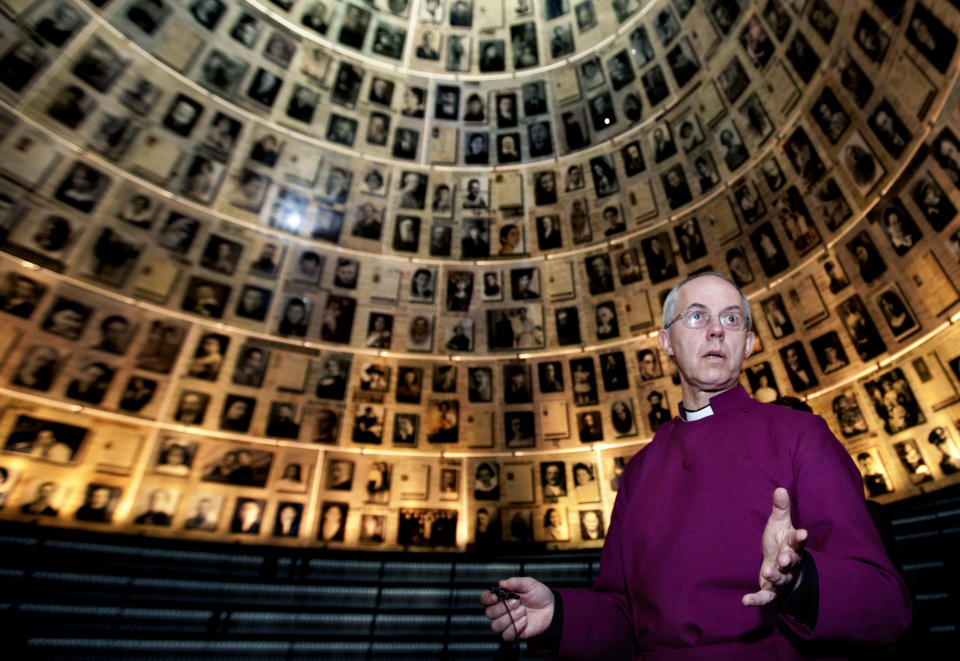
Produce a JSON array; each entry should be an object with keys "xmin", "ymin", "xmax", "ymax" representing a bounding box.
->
[{"xmin": 554, "ymin": 386, "xmax": 911, "ymax": 660}]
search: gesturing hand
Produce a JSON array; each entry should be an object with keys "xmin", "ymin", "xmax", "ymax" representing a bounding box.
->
[
  {"xmin": 481, "ymin": 577, "xmax": 555, "ymax": 642},
  {"xmin": 742, "ymin": 487, "xmax": 808, "ymax": 607}
]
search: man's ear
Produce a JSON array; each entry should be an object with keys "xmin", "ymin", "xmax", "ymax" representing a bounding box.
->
[
  {"xmin": 658, "ymin": 329, "xmax": 673, "ymax": 357},
  {"xmin": 744, "ymin": 331, "xmax": 756, "ymax": 358}
]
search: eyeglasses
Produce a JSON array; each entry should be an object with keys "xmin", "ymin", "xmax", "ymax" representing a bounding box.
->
[{"xmin": 667, "ymin": 306, "xmax": 748, "ymax": 331}]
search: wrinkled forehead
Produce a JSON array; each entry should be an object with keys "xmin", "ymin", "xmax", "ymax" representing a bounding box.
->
[{"xmin": 675, "ymin": 276, "xmax": 743, "ymax": 310}]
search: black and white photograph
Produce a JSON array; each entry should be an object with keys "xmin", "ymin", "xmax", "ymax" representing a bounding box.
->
[
  {"xmin": 741, "ymin": 14, "xmax": 774, "ymax": 70},
  {"xmin": 838, "ymin": 294, "xmax": 887, "ymax": 362},
  {"xmin": 427, "ymin": 400, "xmax": 459, "ymax": 443},
  {"xmin": 4, "ymin": 415, "xmax": 87, "ymax": 463},
  {"xmin": 570, "ymin": 358, "xmax": 598, "ymax": 406},
  {"xmin": 876, "ymin": 284, "xmax": 919, "ymax": 341},
  {"xmin": 810, "ymin": 331, "xmax": 849, "ymax": 375},
  {"xmin": 785, "ymin": 30, "xmax": 820, "ymax": 83},
  {"xmin": 780, "ymin": 341, "xmax": 819, "ymax": 393},
  {"xmin": 745, "ymin": 362, "xmax": 779, "ymax": 404},
  {"xmin": 867, "ymin": 100, "xmax": 910, "ymax": 159},
  {"xmin": 911, "ymin": 172, "xmax": 956, "ymax": 232},
  {"xmin": 511, "ymin": 22, "xmax": 539, "ymax": 69},
  {"xmin": 198, "ymin": 49, "xmax": 247, "ymax": 98},
  {"xmin": 641, "ymin": 232, "xmax": 679, "ymax": 283},
  {"xmin": 72, "ymin": 38, "xmax": 128, "ymax": 93},
  {"xmin": 667, "ymin": 38, "xmax": 700, "ymax": 88},
  {"xmin": 504, "ymin": 411, "xmax": 535, "ymax": 449},
  {"xmin": 873, "ymin": 198, "xmax": 922, "ymax": 257},
  {"xmin": 783, "ymin": 127, "xmax": 826, "ymax": 189},
  {"xmin": 841, "ymin": 132, "xmax": 885, "ymax": 196},
  {"xmin": 717, "ymin": 121, "xmax": 749, "ymax": 172},
  {"xmin": 750, "ymin": 222, "xmax": 789, "ymax": 277},
  {"xmin": 201, "ymin": 112, "xmax": 242, "ymax": 161},
  {"xmin": 845, "ymin": 230, "xmax": 886, "ymax": 284},
  {"xmin": 577, "ymin": 411, "xmax": 602, "ymax": 444},
  {"xmin": 864, "ymin": 368, "xmax": 925, "ymax": 436},
  {"xmin": 905, "ymin": 3, "xmax": 957, "ymax": 74}
]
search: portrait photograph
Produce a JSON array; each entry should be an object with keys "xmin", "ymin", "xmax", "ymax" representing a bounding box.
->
[
  {"xmin": 197, "ymin": 48, "xmax": 247, "ymax": 98},
  {"xmin": 426, "ymin": 400, "xmax": 459, "ymax": 444},
  {"xmin": 610, "ymin": 398, "xmax": 637, "ymax": 437},
  {"xmin": 831, "ymin": 390, "xmax": 869, "ymax": 439},
  {"xmin": 395, "ymin": 366, "xmax": 422, "ymax": 404},
  {"xmin": 407, "ymin": 314, "xmax": 434, "ymax": 352},
  {"xmin": 460, "ymin": 218, "xmax": 490, "ymax": 259},
  {"xmin": 4, "ymin": 414, "xmax": 87, "ymax": 463},
  {"xmin": 393, "ymin": 412, "xmax": 419, "ymax": 446},
  {"xmin": 54, "ymin": 162, "xmax": 110, "ymax": 213},
  {"xmin": 319, "ymin": 295, "xmax": 356, "ymax": 344},
  {"xmin": 318, "ymin": 501, "xmax": 348, "ymax": 542},
  {"xmin": 837, "ymin": 294, "xmax": 887, "ymax": 362},
  {"xmin": 74, "ymin": 483, "xmax": 122, "ymax": 523},
  {"xmin": 504, "ymin": 411, "xmax": 535, "ymax": 449},
  {"xmin": 810, "ymin": 331, "xmax": 849, "ymax": 375},
  {"xmin": 486, "ymin": 307, "xmax": 545, "ymax": 351},
  {"xmin": 220, "ymin": 395, "xmax": 255, "ymax": 433},
  {"xmin": 445, "ymin": 318, "xmax": 474, "ymax": 352},
  {"xmin": 876, "ymin": 284, "xmax": 919, "ymax": 342},
  {"xmin": 911, "ymin": 172, "xmax": 956, "ymax": 232},
  {"xmin": 201, "ymin": 446, "xmax": 274, "ymax": 487},
  {"xmin": 132, "ymin": 486, "xmax": 179, "ymax": 527},
  {"xmin": 230, "ymin": 497, "xmax": 266, "ymax": 535},
  {"xmin": 745, "ymin": 362, "xmax": 779, "ymax": 404},
  {"xmin": 149, "ymin": 437, "xmax": 196, "ymax": 478},
  {"xmin": 863, "ymin": 367, "xmax": 927, "ymax": 434},
  {"xmin": 360, "ymin": 363, "xmax": 390, "ymax": 392}
]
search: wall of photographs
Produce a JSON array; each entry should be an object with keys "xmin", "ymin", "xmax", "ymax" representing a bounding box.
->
[{"xmin": 2, "ymin": 0, "xmax": 960, "ymax": 551}]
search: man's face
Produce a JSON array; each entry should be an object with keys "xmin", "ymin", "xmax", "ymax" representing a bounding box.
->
[
  {"xmin": 14, "ymin": 277, "xmax": 36, "ymax": 299},
  {"xmin": 244, "ymin": 350, "xmax": 264, "ymax": 370},
  {"xmin": 52, "ymin": 309, "xmax": 83, "ymax": 333},
  {"xmin": 545, "ymin": 466, "xmax": 559, "ymax": 484},
  {"xmin": 658, "ymin": 276, "xmax": 755, "ymax": 406},
  {"xmin": 241, "ymin": 289, "xmax": 263, "ymax": 310},
  {"xmin": 859, "ymin": 455, "xmax": 876, "ymax": 473},
  {"xmin": 103, "ymin": 320, "xmax": 128, "ymax": 345},
  {"xmin": 641, "ymin": 353, "xmax": 656, "ymax": 374},
  {"xmin": 171, "ymin": 101, "xmax": 196, "ymax": 126},
  {"xmin": 181, "ymin": 394, "xmax": 202, "ymax": 415},
  {"xmin": 90, "ymin": 487, "xmax": 111, "ymax": 509},
  {"xmin": 582, "ymin": 512, "xmax": 599, "ymax": 533}
]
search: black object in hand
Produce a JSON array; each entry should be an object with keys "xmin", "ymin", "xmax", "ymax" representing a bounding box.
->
[{"xmin": 490, "ymin": 585, "xmax": 519, "ymax": 600}]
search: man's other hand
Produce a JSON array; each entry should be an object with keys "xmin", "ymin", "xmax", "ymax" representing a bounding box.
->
[
  {"xmin": 481, "ymin": 577, "xmax": 555, "ymax": 641},
  {"xmin": 742, "ymin": 487, "xmax": 808, "ymax": 607}
]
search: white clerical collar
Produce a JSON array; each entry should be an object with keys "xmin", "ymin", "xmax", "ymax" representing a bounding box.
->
[{"xmin": 680, "ymin": 403, "xmax": 714, "ymax": 422}]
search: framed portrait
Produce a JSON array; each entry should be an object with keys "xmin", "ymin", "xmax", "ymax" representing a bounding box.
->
[
  {"xmin": 486, "ymin": 306, "xmax": 545, "ymax": 350},
  {"xmin": 4, "ymin": 414, "xmax": 87, "ymax": 464},
  {"xmin": 393, "ymin": 412, "xmax": 419, "ymax": 446},
  {"xmin": 353, "ymin": 404, "xmax": 385, "ymax": 444},
  {"xmin": 863, "ymin": 368, "xmax": 926, "ymax": 435},
  {"xmin": 875, "ymin": 283, "xmax": 919, "ymax": 342},
  {"xmin": 426, "ymin": 400, "xmax": 458, "ymax": 443},
  {"xmin": 504, "ymin": 411, "xmax": 535, "ymax": 449}
]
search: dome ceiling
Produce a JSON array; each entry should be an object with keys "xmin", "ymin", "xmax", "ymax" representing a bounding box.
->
[{"xmin": 0, "ymin": 0, "xmax": 960, "ymax": 548}]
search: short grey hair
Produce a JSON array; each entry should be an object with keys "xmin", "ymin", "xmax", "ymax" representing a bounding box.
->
[{"xmin": 661, "ymin": 271, "xmax": 752, "ymax": 330}]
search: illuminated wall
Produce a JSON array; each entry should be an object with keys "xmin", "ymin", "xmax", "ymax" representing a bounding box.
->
[{"xmin": 1, "ymin": 0, "xmax": 960, "ymax": 550}]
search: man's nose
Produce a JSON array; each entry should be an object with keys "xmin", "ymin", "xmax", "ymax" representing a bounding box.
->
[{"xmin": 706, "ymin": 315, "xmax": 725, "ymax": 337}]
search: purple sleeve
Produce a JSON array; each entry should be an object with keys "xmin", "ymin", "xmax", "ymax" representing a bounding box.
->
[
  {"xmin": 550, "ymin": 455, "xmax": 643, "ymax": 660},
  {"xmin": 783, "ymin": 416, "xmax": 912, "ymax": 643}
]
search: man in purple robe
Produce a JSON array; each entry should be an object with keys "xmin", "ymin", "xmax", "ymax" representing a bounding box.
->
[{"xmin": 482, "ymin": 272, "xmax": 911, "ymax": 659}]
